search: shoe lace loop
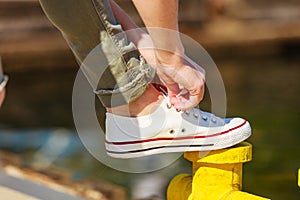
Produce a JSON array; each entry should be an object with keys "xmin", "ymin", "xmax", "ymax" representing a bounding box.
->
[
  {"xmin": 159, "ymin": 87, "xmax": 173, "ymax": 109},
  {"xmin": 159, "ymin": 87, "xmax": 217, "ymax": 123}
]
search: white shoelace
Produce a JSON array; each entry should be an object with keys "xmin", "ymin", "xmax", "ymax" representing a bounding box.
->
[{"xmin": 159, "ymin": 87, "xmax": 217, "ymax": 123}]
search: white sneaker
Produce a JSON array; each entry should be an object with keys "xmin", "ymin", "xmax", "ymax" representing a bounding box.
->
[{"xmin": 105, "ymin": 98, "xmax": 251, "ymax": 159}]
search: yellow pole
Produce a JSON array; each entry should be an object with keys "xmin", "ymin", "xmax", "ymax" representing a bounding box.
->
[{"xmin": 167, "ymin": 142, "xmax": 270, "ymax": 200}]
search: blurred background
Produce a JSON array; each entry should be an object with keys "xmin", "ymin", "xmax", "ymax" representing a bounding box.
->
[{"xmin": 0, "ymin": 0, "xmax": 299, "ymax": 199}]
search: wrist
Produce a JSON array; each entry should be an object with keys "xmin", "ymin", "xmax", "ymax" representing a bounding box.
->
[{"xmin": 155, "ymin": 48, "xmax": 184, "ymax": 68}]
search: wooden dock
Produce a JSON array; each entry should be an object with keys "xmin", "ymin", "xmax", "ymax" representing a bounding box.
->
[{"xmin": 0, "ymin": 150, "xmax": 126, "ymax": 200}]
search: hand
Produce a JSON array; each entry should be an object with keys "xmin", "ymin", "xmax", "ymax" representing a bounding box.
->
[
  {"xmin": 135, "ymin": 33, "xmax": 205, "ymax": 110},
  {"xmin": 156, "ymin": 55, "xmax": 205, "ymax": 110}
]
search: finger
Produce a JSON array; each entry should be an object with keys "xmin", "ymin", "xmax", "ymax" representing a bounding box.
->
[
  {"xmin": 173, "ymin": 86, "xmax": 204, "ymax": 110},
  {"xmin": 156, "ymin": 71, "xmax": 180, "ymax": 100},
  {"xmin": 165, "ymin": 82, "xmax": 180, "ymax": 102},
  {"xmin": 173, "ymin": 95, "xmax": 200, "ymax": 110}
]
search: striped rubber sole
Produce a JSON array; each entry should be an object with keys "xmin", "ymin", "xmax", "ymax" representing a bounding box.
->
[{"xmin": 106, "ymin": 120, "xmax": 251, "ymax": 159}]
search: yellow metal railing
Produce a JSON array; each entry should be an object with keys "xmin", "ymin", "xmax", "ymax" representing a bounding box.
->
[{"xmin": 167, "ymin": 142, "xmax": 270, "ymax": 200}]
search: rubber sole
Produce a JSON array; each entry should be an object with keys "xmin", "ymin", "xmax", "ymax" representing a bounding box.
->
[{"xmin": 106, "ymin": 120, "xmax": 251, "ymax": 159}]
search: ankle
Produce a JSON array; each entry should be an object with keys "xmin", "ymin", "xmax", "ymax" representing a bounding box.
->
[{"xmin": 106, "ymin": 85, "xmax": 163, "ymax": 117}]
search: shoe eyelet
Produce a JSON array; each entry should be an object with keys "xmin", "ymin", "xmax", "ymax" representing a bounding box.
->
[
  {"xmin": 211, "ymin": 118, "xmax": 217, "ymax": 123},
  {"xmin": 169, "ymin": 129, "xmax": 175, "ymax": 134},
  {"xmin": 181, "ymin": 128, "xmax": 186, "ymax": 133},
  {"xmin": 184, "ymin": 111, "xmax": 190, "ymax": 115},
  {"xmin": 201, "ymin": 115, "xmax": 208, "ymax": 121},
  {"xmin": 176, "ymin": 109, "xmax": 181, "ymax": 112},
  {"xmin": 193, "ymin": 114, "xmax": 199, "ymax": 119}
]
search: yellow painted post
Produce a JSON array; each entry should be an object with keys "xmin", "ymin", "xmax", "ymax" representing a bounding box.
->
[{"xmin": 167, "ymin": 142, "xmax": 270, "ymax": 200}]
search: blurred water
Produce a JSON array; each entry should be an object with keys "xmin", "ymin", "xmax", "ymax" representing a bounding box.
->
[{"xmin": 0, "ymin": 48, "xmax": 299, "ymax": 199}]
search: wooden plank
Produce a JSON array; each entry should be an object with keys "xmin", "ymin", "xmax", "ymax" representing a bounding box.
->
[
  {"xmin": 0, "ymin": 186, "xmax": 38, "ymax": 200},
  {"xmin": 0, "ymin": 150, "xmax": 127, "ymax": 200}
]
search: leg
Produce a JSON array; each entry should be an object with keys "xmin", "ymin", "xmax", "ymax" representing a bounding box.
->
[
  {"xmin": 39, "ymin": 0, "xmax": 155, "ymax": 108},
  {"xmin": 39, "ymin": 0, "xmax": 251, "ymax": 160}
]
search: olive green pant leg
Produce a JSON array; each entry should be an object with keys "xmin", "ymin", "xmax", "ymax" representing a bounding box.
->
[{"xmin": 39, "ymin": 0, "xmax": 155, "ymax": 107}]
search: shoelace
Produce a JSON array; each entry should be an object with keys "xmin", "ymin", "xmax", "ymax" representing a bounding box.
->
[{"xmin": 159, "ymin": 87, "xmax": 217, "ymax": 123}]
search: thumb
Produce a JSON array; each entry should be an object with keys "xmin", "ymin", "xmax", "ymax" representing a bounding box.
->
[{"xmin": 164, "ymin": 82, "xmax": 180, "ymax": 103}]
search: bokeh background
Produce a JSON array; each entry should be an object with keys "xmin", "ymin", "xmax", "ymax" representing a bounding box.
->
[{"xmin": 0, "ymin": 0, "xmax": 299, "ymax": 199}]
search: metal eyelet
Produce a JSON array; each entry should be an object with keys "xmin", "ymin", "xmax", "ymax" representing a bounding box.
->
[
  {"xmin": 211, "ymin": 118, "xmax": 217, "ymax": 123},
  {"xmin": 184, "ymin": 111, "xmax": 190, "ymax": 115},
  {"xmin": 176, "ymin": 109, "xmax": 181, "ymax": 112},
  {"xmin": 181, "ymin": 128, "xmax": 186, "ymax": 133},
  {"xmin": 201, "ymin": 115, "xmax": 208, "ymax": 121},
  {"xmin": 169, "ymin": 129, "xmax": 175, "ymax": 134},
  {"xmin": 193, "ymin": 113, "xmax": 199, "ymax": 119}
]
